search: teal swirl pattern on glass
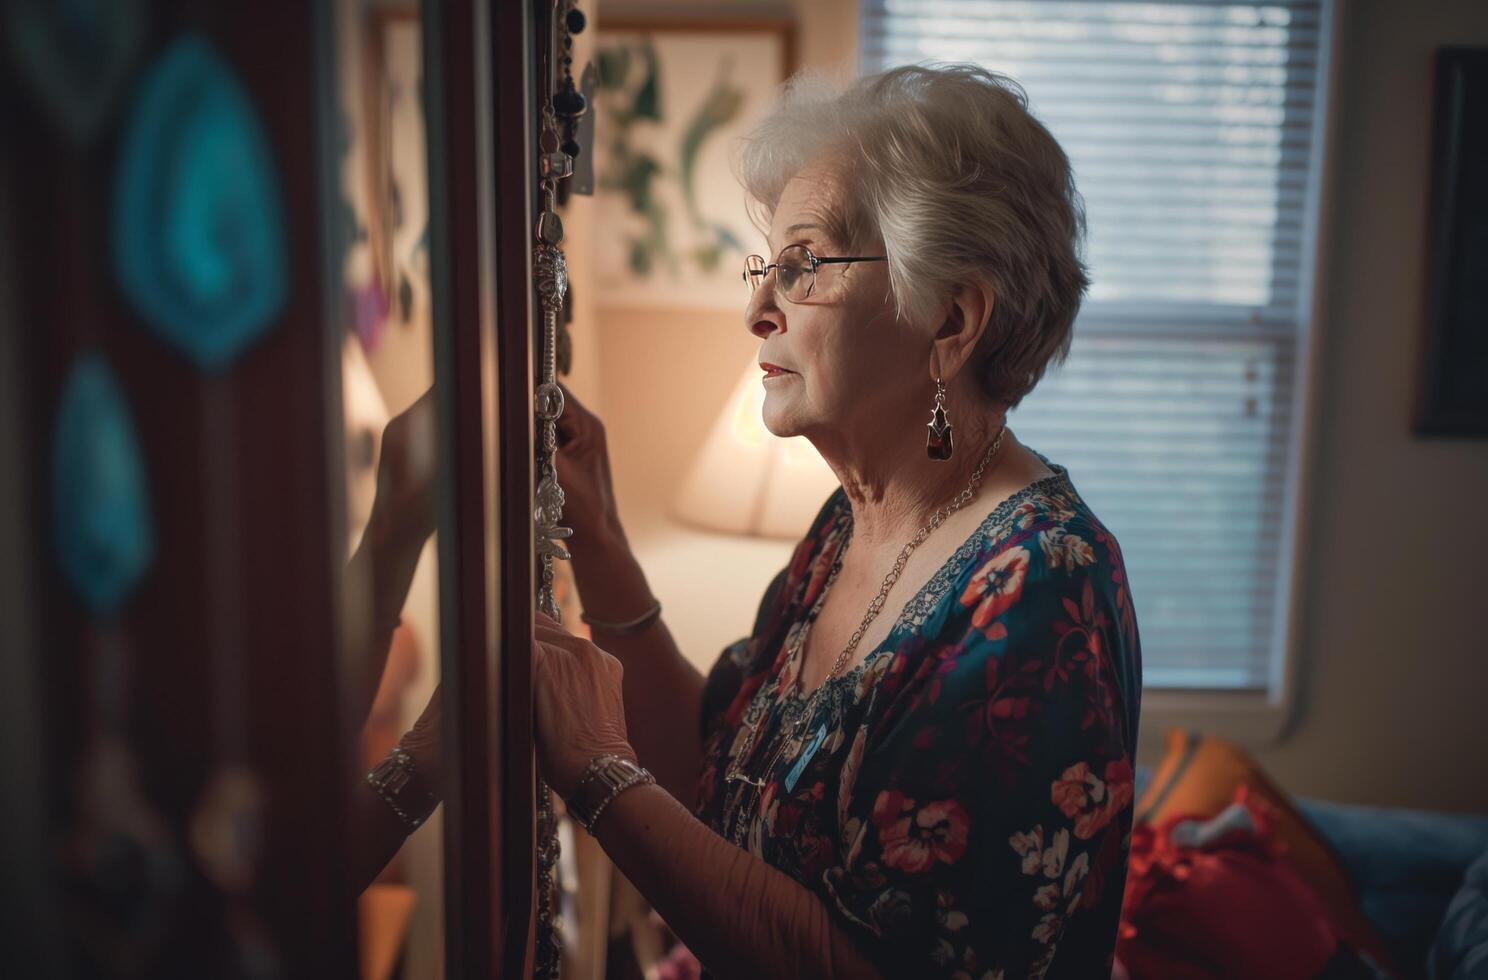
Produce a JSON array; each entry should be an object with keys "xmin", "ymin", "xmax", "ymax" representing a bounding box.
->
[{"xmin": 112, "ymin": 35, "xmax": 288, "ymax": 369}]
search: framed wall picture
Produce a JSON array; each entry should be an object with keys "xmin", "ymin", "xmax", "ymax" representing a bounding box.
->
[
  {"xmin": 593, "ymin": 19, "xmax": 795, "ymax": 310},
  {"xmin": 1416, "ymin": 47, "xmax": 1488, "ymax": 436}
]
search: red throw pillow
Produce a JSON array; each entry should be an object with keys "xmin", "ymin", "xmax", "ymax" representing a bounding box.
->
[
  {"xmin": 1118, "ymin": 787, "xmax": 1346, "ymax": 979},
  {"xmin": 1135, "ymin": 729, "xmax": 1395, "ymax": 972}
]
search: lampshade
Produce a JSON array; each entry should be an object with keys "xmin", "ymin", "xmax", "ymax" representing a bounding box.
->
[{"xmin": 674, "ymin": 364, "xmax": 841, "ymax": 539}]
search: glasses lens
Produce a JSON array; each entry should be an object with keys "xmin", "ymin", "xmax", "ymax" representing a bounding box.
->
[
  {"xmin": 776, "ymin": 245, "xmax": 814, "ymax": 302},
  {"xmin": 744, "ymin": 254, "xmax": 767, "ymax": 292}
]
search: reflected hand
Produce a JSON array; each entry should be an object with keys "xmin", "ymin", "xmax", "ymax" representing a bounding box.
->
[
  {"xmin": 553, "ymin": 383, "xmax": 623, "ymax": 552},
  {"xmin": 532, "ymin": 611, "xmax": 635, "ymax": 798},
  {"xmin": 369, "ymin": 387, "xmax": 437, "ymax": 552}
]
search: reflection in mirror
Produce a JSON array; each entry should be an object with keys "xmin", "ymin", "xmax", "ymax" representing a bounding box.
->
[
  {"xmin": 330, "ymin": 1, "xmax": 445, "ymax": 977},
  {"xmin": 555, "ymin": 21, "xmax": 803, "ymax": 973}
]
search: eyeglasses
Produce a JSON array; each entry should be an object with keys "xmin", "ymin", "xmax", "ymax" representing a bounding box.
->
[{"xmin": 742, "ymin": 244, "xmax": 887, "ymax": 303}]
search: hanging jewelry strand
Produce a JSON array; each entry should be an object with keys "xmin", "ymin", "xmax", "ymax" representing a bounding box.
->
[
  {"xmin": 533, "ymin": 2, "xmax": 587, "ymax": 977},
  {"xmin": 531, "ymin": 143, "xmax": 568, "ymax": 980}
]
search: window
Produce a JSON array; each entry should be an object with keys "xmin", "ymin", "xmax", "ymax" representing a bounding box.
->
[{"xmin": 862, "ymin": 0, "xmax": 1333, "ymax": 693}]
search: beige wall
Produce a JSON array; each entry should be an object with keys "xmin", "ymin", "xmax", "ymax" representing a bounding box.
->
[
  {"xmin": 1241, "ymin": 0, "xmax": 1488, "ymax": 812},
  {"xmin": 575, "ymin": 0, "xmax": 1488, "ymax": 813},
  {"xmin": 569, "ymin": 0, "xmax": 860, "ymax": 672}
]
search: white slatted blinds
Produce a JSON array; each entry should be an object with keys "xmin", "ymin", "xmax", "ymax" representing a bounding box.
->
[{"xmin": 861, "ymin": 0, "xmax": 1330, "ymax": 690}]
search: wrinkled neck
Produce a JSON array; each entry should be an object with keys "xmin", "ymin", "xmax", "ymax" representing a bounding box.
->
[{"xmin": 818, "ymin": 401, "xmax": 1004, "ymax": 555}]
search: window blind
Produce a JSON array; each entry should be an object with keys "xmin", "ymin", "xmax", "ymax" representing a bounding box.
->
[{"xmin": 861, "ymin": 0, "xmax": 1330, "ymax": 690}]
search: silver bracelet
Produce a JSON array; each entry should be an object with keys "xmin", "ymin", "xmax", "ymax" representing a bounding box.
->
[
  {"xmin": 366, "ymin": 745, "xmax": 439, "ymax": 832},
  {"xmin": 564, "ymin": 754, "xmax": 655, "ymax": 834},
  {"xmin": 579, "ymin": 599, "xmax": 662, "ymax": 636}
]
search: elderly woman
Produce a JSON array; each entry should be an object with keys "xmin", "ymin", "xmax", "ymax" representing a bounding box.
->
[{"xmin": 533, "ymin": 64, "xmax": 1142, "ymax": 979}]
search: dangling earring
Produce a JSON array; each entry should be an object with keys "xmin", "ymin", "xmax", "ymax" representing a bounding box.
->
[{"xmin": 927, "ymin": 377, "xmax": 954, "ymax": 461}]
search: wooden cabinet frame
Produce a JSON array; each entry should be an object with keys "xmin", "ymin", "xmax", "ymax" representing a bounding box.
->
[{"xmin": 426, "ymin": 0, "xmax": 541, "ymax": 975}]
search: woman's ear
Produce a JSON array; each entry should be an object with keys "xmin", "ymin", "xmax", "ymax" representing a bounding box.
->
[{"xmin": 929, "ymin": 279, "xmax": 995, "ymax": 381}]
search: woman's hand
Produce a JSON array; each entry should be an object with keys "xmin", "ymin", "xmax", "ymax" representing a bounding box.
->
[
  {"xmin": 532, "ymin": 611, "xmax": 636, "ymax": 798},
  {"xmin": 367, "ymin": 387, "xmax": 437, "ymax": 554},
  {"xmin": 553, "ymin": 382, "xmax": 625, "ymax": 553}
]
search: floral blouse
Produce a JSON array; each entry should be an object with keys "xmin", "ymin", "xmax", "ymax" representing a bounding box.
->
[{"xmin": 693, "ymin": 461, "xmax": 1142, "ymax": 979}]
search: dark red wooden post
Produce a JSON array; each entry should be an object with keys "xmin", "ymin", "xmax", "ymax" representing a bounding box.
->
[
  {"xmin": 426, "ymin": 0, "xmax": 538, "ymax": 975},
  {"xmin": 0, "ymin": 3, "xmax": 357, "ymax": 975}
]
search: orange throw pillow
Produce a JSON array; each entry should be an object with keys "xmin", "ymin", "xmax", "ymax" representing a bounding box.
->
[{"xmin": 1135, "ymin": 729, "xmax": 1395, "ymax": 973}]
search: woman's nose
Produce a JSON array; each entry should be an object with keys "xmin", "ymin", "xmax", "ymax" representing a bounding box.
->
[{"xmin": 746, "ymin": 282, "xmax": 783, "ymax": 339}]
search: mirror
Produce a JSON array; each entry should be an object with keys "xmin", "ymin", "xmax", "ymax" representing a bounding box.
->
[{"xmin": 329, "ymin": 1, "xmax": 446, "ymax": 976}]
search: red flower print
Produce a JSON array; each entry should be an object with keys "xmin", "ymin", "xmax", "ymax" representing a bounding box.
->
[
  {"xmin": 965, "ymin": 691, "xmax": 1036, "ymax": 782},
  {"xmin": 924, "ymin": 639, "xmax": 968, "ymax": 705},
  {"xmin": 1111, "ymin": 564, "xmax": 1139, "ymax": 648},
  {"xmin": 1076, "ymin": 800, "xmax": 1117, "ymax": 839},
  {"xmin": 1049, "ymin": 577, "xmax": 1117, "ymax": 725},
  {"xmin": 874, "ymin": 792, "xmax": 970, "ymax": 875},
  {"xmin": 1054, "ymin": 757, "xmax": 1135, "ymax": 840},
  {"xmin": 872, "ymin": 789, "xmax": 913, "ymax": 829},
  {"xmin": 1102, "ymin": 758, "xmax": 1135, "ymax": 815},
  {"xmin": 987, "ymin": 693, "xmax": 1034, "ymax": 725},
  {"xmin": 787, "ymin": 534, "xmax": 815, "ymax": 581},
  {"xmin": 775, "ymin": 800, "xmax": 804, "ymax": 837},
  {"xmin": 1052, "ymin": 761, "xmax": 1099, "ymax": 819},
  {"xmin": 959, "ymin": 546, "xmax": 1030, "ymax": 638},
  {"xmin": 1081, "ymin": 813, "xmax": 1126, "ymax": 909}
]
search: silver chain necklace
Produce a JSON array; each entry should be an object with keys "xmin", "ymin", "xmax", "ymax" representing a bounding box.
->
[{"xmin": 724, "ymin": 425, "xmax": 1007, "ymax": 837}]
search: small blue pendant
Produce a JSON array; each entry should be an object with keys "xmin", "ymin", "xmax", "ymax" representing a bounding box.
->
[
  {"xmin": 52, "ymin": 356, "xmax": 155, "ymax": 615},
  {"xmin": 784, "ymin": 724, "xmax": 827, "ymax": 793}
]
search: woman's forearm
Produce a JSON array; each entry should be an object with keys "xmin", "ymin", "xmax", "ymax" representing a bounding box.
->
[
  {"xmin": 345, "ymin": 508, "xmax": 427, "ymax": 728},
  {"xmin": 593, "ymin": 783, "xmax": 881, "ymax": 980},
  {"xmin": 569, "ymin": 531, "xmax": 705, "ymax": 803},
  {"xmin": 347, "ymin": 772, "xmax": 416, "ymax": 893}
]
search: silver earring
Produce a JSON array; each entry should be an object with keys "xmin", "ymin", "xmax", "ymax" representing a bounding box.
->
[{"xmin": 927, "ymin": 377, "xmax": 954, "ymax": 461}]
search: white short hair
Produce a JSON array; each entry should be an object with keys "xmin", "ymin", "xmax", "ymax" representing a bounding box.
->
[{"xmin": 736, "ymin": 63, "xmax": 1089, "ymax": 407}]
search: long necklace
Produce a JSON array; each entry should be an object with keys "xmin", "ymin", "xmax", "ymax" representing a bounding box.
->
[
  {"xmin": 723, "ymin": 426, "xmax": 1007, "ymax": 841},
  {"xmin": 532, "ymin": 2, "xmax": 588, "ymax": 976}
]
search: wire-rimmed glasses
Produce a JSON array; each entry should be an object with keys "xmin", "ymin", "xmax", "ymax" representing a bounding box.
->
[{"xmin": 742, "ymin": 244, "xmax": 887, "ymax": 303}]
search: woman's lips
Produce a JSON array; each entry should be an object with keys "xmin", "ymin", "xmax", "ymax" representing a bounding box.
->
[{"xmin": 760, "ymin": 362, "xmax": 795, "ymax": 380}]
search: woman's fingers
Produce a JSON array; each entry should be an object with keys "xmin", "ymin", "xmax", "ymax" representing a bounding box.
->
[
  {"xmin": 554, "ymin": 408, "xmax": 587, "ymax": 449},
  {"xmin": 553, "ymin": 382, "xmax": 603, "ymax": 446},
  {"xmin": 553, "ymin": 383, "xmax": 584, "ymax": 425},
  {"xmin": 556, "ymin": 380, "xmax": 587, "ymax": 417},
  {"xmin": 554, "ymin": 410, "xmax": 583, "ymax": 451}
]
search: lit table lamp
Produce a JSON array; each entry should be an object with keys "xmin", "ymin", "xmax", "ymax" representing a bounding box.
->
[{"xmin": 674, "ymin": 364, "xmax": 841, "ymax": 539}]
